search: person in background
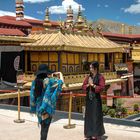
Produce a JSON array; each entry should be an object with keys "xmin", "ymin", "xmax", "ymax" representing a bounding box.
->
[
  {"xmin": 82, "ymin": 61, "xmax": 105, "ymax": 140},
  {"xmin": 30, "ymin": 64, "xmax": 63, "ymax": 140}
]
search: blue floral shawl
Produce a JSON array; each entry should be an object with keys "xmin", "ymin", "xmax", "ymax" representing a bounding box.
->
[{"xmin": 30, "ymin": 77, "xmax": 63, "ymax": 124}]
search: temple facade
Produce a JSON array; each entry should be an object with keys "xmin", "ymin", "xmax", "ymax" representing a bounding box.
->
[
  {"xmin": 1, "ymin": 2, "xmax": 139, "ymax": 111},
  {"xmin": 21, "ymin": 6, "xmax": 135, "ymax": 112}
]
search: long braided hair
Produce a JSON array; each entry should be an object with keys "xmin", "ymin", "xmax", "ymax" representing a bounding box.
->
[
  {"xmin": 34, "ymin": 73, "xmax": 47, "ymax": 100},
  {"xmin": 89, "ymin": 61, "xmax": 100, "ymax": 84}
]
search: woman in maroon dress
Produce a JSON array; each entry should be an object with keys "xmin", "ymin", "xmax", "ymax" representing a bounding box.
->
[{"xmin": 82, "ymin": 61, "xmax": 105, "ymax": 140}]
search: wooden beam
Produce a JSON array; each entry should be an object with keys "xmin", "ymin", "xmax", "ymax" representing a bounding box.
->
[{"xmin": 0, "ymin": 90, "xmax": 30, "ymax": 100}]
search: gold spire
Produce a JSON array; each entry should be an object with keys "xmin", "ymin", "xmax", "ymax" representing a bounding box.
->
[
  {"xmin": 66, "ymin": 5, "xmax": 74, "ymax": 26},
  {"xmin": 83, "ymin": 17, "xmax": 89, "ymax": 32},
  {"xmin": 96, "ymin": 24, "xmax": 103, "ymax": 37},
  {"xmin": 67, "ymin": 5, "xmax": 73, "ymax": 15},
  {"xmin": 74, "ymin": 6, "xmax": 86, "ymax": 32},
  {"xmin": 76, "ymin": 5, "xmax": 84, "ymax": 23},
  {"xmin": 45, "ymin": 7, "xmax": 49, "ymax": 22},
  {"xmin": 43, "ymin": 7, "xmax": 52, "ymax": 30}
]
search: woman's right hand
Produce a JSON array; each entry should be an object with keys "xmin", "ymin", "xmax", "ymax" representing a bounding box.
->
[
  {"xmin": 86, "ymin": 84, "xmax": 90, "ymax": 87},
  {"xmin": 88, "ymin": 77, "xmax": 93, "ymax": 85}
]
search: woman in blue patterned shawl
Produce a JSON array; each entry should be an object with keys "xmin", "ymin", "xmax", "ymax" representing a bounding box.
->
[{"xmin": 30, "ymin": 64, "xmax": 63, "ymax": 140}]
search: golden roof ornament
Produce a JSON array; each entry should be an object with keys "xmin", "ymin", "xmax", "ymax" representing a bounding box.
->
[
  {"xmin": 59, "ymin": 20, "xmax": 66, "ymax": 34},
  {"xmin": 76, "ymin": 5, "xmax": 84, "ymax": 23},
  {"xmin": 83, "ymin": 16, "xmax": 89, "ymax": 32},
  {"xmin": 96, "ymin": 24, "xmax": 103, "ymax": 36},
  {"xmin": 67, "ymin": 5, "xmax": 73, "ymax": 15},
  {"xmin": 43, "ymin": 7, "xmax": 52, "ymax": 29},
  {"xmin": 45, "ymin": 7, "xmax": 49, "ymax": 22},
  {"xmin": 74, "ymin": 5, "xmax": 85, "ymax": 32},
  {"xmin": 66, "ymin": 5, "xmax": 74, "ymax": 26},
  {"xmin": 97, "ymin": 24, "xmax": 102, "ymax": 32}
]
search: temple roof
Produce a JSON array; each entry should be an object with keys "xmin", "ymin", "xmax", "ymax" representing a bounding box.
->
[
  {"xmin": 0, "ymin": 16, "xmax": 43, "ymax": 26},
  {"xmin": 0, "ymin": 28, "xmax": 25, "ymax": 36},
  {"xmin": 0, "ymin": 16, "xmax": 32, "ymax": 27},
  {"xmin": 23, "ymin": 31, "xmax": 127, "ymax": 53}
]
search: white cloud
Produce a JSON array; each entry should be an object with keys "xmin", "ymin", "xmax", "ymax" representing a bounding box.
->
[
  {"xmin": 97, "ymin": 4, "xmax": 109, "ymax": 8},
  {"xmin": 0, "ymin": 10, "xmax": 37, "ymax": 19},
  {"xmin": 49, "ymin": 6, "xmax": 65, "ymax": 14},
  {"xmin": 37, "ymin": 11, "xmax": 44, "ymax": 15},
  {"xmin": 24, "ymin": 0, "xmax": 51, "ymax": 3},
  {"xmin": 49, "ymin": 0, "xmax": 85, "ymax": 14},
  {"xmin": 137, "ymin": 22, "xmax": 140, "ymax": 26},
  {"xmin": 124, "ymin": 0, "xmax": 140, "ymax": 14},
  {"xmin": 104, "ymin": 4, "xmax": 109, "ymax": 8},
  {"xmin": 97, "ymin": 4, "xmax": 101, "ymax": 8}
]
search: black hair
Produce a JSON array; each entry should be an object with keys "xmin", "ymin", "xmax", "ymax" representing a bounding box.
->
[
  {"xmin": 90, "ymin": 61, "xmax": 99, "ymax": 72},
  {"xmin": 89, "ymin": 72, "xmax": 93, "ymax": 77},
  {"xmin": 34, "ymin": 73, "xmax": 47, "ymax": 99}
]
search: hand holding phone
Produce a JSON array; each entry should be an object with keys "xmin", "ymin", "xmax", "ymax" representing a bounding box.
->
[{"xmin": 52, "ymin": 72, "xmax": 64, "ymax": 82}]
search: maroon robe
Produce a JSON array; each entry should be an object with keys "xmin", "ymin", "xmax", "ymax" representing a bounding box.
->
[{"xmin": 82, "ymin": 74, "xmax": 105, "ymax": 138}]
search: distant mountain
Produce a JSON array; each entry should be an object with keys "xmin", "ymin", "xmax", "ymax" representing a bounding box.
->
[{"xmin": 92, "ymin": 19, "xmax": 140, "ymax": 34}]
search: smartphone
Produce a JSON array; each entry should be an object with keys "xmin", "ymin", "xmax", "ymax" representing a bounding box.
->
[
  {"xmin": 52, "ymin": 73, "xmax": 60, "ymax": 79},
  {"xmin": 52, "ymin": 72, "xmax": 64, "ymax": 82}
]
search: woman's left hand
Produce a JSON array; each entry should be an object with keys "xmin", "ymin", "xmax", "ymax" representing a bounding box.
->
[{"xmin": 41, "ymin": 113, "xmax": 49, "ymax": 120}]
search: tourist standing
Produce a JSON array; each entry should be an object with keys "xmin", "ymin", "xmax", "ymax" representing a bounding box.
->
[
  {"xmin": 30, "ymin": 64, "xmax": 63, "ymax": 140},
  {"xmin": 82, "ymin": 61, "xmax": 105, "ymax": 140}
]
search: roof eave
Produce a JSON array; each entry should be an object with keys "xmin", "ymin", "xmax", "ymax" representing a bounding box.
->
[
  {"xmin": 0, "ymin": 36, "xmax": 35, "ymax": 43},
  {"xmin": 23, "ymin": 44, "xmax": 125, "ymax": 53}
]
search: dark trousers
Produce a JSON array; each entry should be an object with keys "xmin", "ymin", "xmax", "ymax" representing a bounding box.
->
[{"xmin": 41, "ymin": 119, "xmax": 51, "ymax": 140}]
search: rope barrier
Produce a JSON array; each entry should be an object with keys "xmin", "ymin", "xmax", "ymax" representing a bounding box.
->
[
  {"xmin": 0, "ymin": 91, "xmax": 134, "ymax": 100},
  {"xmin": 60, "ymin": 93, "xmax": 134, "ymax": 98},
  {"xmin": 0, "ymin": 89, "xmax": 134, "ymax": 129},
  {"xmin": 0, "ymin": 90, "xmax": 30, "ymax": 100},
  {"xmin": 0, "ymin": 90, "xmax": 17, "ymax": 93}
]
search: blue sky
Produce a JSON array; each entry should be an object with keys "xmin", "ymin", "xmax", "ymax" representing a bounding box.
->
[{"xmin": 0, "ymin": 0, "xmax": 140, "ymax": 26}]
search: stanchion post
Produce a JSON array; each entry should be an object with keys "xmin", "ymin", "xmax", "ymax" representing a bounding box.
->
[
  {"xmin": 17, "ymin": 88, "xmax": 20, "ymax": 120},
  {"xmin": 14, "ymin": 69, "xmax": 25, "ymax": 123},
  {"xmin": 63, "ymin": 92, "xmax": 76, "ymax": 129}
]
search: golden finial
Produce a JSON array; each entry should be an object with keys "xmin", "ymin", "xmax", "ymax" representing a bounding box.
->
[
  {"xmin": 97, "ymin": 24, "xmax": 102, "ymax": 32},
  {"xmin": 45, "ymin": 7, "xmax": 49, "ymax": 21}
]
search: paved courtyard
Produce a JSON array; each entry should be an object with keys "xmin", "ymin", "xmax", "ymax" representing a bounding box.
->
[{"xmin": 0, "ymin": 109, "xmax": 140, "ymax": 140}]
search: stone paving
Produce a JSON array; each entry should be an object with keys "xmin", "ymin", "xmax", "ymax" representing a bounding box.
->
[{"xmin": 0, "ymin": 109, "xmax": 140, "ymax": 140}]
